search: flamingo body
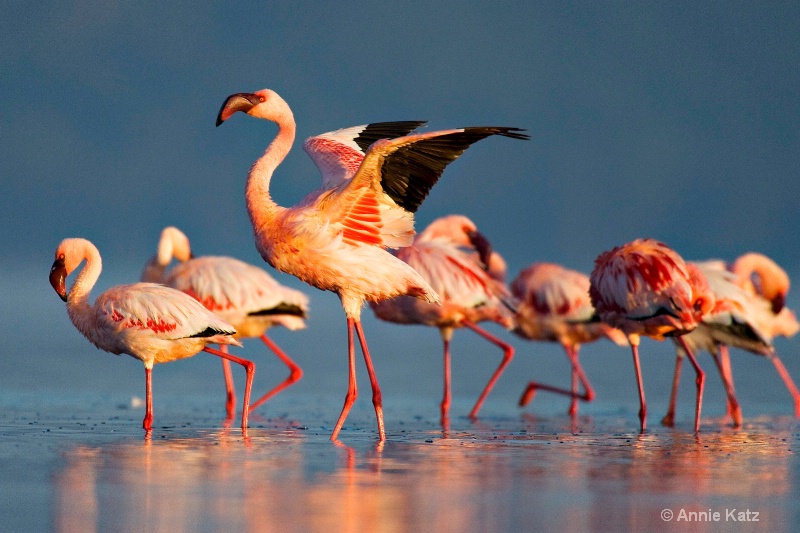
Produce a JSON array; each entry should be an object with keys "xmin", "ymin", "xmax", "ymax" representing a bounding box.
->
[
  {"xmin": 590, "ymin": 239, "xmax": 713, "ymax": 339},
  {"xmin": 512, "ymin": 263, "xmax": 627, "ymax": 347}
]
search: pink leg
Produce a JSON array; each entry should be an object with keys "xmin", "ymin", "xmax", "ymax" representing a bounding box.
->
[
  {"xmin": 677, "ymin": 337, "xmax": 705, "ymax": 433},
  {"xmin": 143, "ymin": 366, "xmax": 153, "ymax": 431},
  {"xmin": 718, "ymin": 345, "xmax": 737, "ymax": 420},
  {"xmin": 568, "ymin": 346, "xmax": 594, "ymax": 416},
  {"xmin": 203, "ymin": 346, "xmax": 255, "ymax": 434},
  {"xmin": 331, "ymin": 318, "xmax": 358, "ymax": 442},
  {"xmin": 569, "ymin": 349, "xmax": 579, "ymax": 417},
  {"xmin": 661, "ymin": 353, "xmax": 683, "ymax": 427},
  {"xmin": 518, "ymin": 383, "xmax": 538, "ymax": 407},
  {"xmin": 711, "ymin": 346, "xmax": 742, "ymax": 427},
  {"xmin": 440, "ymin": 338, "xmax": 452, "ymax": 429},
  {"xmin": 354, "ymin": 320, "xmax": 386, "ymax": 441},
  {"xmin": 631, "ymin": 343, "xmax": 647, "ymax": 433},
  {"xmin": 249, "ymin": 333, "xmax": 304, "ymax": 412},
  {"xmin": 518, "ymin": 345, "xmax": 594, "ymax": 409},
  {"xmin": 219, "ymin": 345, "xmax": 236, "ymax": 419},
  {"xmin": 768, "ymin": 353, "xmax": 800, "ymax": 417},
  {"xmin": 465, "ymin": 321, "xmax": 515, "ymax": 419}
]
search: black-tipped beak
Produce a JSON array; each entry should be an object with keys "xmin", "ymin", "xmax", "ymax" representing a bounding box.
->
[
  {"xmin": 771, "ymin": 293, "xmax": 786, "ymax": 314},
  {"xmin": 216, "ymin": 92, "xmax": 262, "ymax": 126},
  {"xmin": 467, "ymin": 229, "xmax": 493, "ymax": 271},
  {"xmin": 50, "ymin": 257, "xmax": 68, "ymax": 302}
]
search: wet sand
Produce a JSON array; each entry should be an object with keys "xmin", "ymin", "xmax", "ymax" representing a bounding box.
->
[{"xmin": 1, "ymin": 391, "xmax": 797, "ymax": 532}]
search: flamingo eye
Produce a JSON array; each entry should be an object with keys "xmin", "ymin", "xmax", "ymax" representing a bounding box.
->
[{"xmin": 259, "ymin": 95, "xmax": 266, "ymax": 103}]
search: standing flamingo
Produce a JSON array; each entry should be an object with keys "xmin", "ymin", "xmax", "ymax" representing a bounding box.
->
[
  {"xmin": 216, "ymin": 88, "xmax": 527, "ymax": 441},
  {"xmin": 49, "ymin": 238, "xmax": 255, "ymax": 432},
  {"xmin": 369, "ymin": 215, "xmax": 515, "ymax": 428},
  {"xmin": 589, "ymin": 238, "xmax": 714, "ymax": 432},
  {"xmin": 510, "ymin": 263, "xmax": 627, "ymax": 416},
  {"xmin": 142, "ymin": 226, "xmax": 309, "ymax": 417},
  {"xmin": 660, "ymin": 260, "xmax": 796, "ymax": 428}
]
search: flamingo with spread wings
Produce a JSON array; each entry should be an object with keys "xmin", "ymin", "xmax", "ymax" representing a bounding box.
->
[
  {"xmin": 49, "ymin": 238, "xmax": 255, "ymax": 433},
  {"xmin": 510, "ymin": 263, "xmax": 627, "ymax": 416},
  {"xmin": 370, "ymin": 215, "xmax": 515, "ymax": 428},
  {"xmin": 216, "ymin": 88, "xmax": 528, "ymax": 441},
  {"xmin": 589, "ymin": 239, "xmax": 714, "ymax": 432},
  {"xmin": 142, "ymin": 226, "xmax": 309, "ymax": 417}
]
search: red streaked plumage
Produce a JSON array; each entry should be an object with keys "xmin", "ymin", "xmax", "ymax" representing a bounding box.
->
[
  {"xmin": 217, "ymin": 87, "xmax": 527, "ymax": 441},
  {"xmin": 142, "ymin": 226, "xmax": 308, "ymax": 417},
  {"xmin": 590, "ymin": 238, "xmax": 714, "ymax": 433},
  {"xmin": 50, "ymin": 238, "xmax": 254, "ymax": 434},
  {"xmin": 510, "ymin": 263, "xmax": 627, "ymax": 416}
]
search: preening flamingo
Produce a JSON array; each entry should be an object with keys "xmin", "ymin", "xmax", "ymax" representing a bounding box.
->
[
  {"xmin": 510, "ymin": 263, "xmax": 627, "ymax": 416},
  {"xmin": 589, "ymin": 239, "xmax": 714, "ymax": 432},
  {"xmin": 661, "ymin": 261, "xmax": 787, "ymax": 428},
  {"xmin": 369, "ymin": 214, "xmax": 515, "ymax": 428},
  {"xmin": 730, "ymin": 253, "xmax": 800, "ymax": 415},
  {"xmin": 216, "ymin": 88, "xmax": 528, "ymax": 441},
  {"xmin": 142, "ymin": 226, "xmax": 309, "ymax": 417},
  {"xmin": 662, "ymin": 255, "xmax": 800, "ymax": 425},
  {"xmin": 49, "ymin": 238, "xmax": 255, "ymax": 432}
]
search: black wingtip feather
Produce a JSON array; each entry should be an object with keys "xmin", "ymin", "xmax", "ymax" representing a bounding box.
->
[
  {"xmin": 189, "ymin": 326, "xmax": 235, "ymax": 339},
  {"xmin": 380, "ymin": 126, "xmax": 528, "ymax": 213},
  {"xmin": 249, "ymin": 303, "xmax": 307, "ymax": 318},
  {"xmin": 464, "ymin": 126, "xmax": 530, "ymax": 141}
]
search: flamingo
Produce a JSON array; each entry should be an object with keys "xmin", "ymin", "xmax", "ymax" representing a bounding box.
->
[
  {"xmin": 510, "ymin": 263, "xmax": 627, "ymax": 416},
  {"xmin": 216, "ymin": 88, "xmax": 527, "ymax": 441},
  {"xmin": 141, "ymin": 226, "xmax": 309, "ymax": 417},
  {"xmin": 369, "ymin": 214, "xmax": 515, "ymax": 428},
  {"xmin": 662, "ymin": 254, "xmax": 800, "ymax": 425},
  {"xmin": 660, "ymin": 261, "xmax": 794, "ymax": 427},
  {"xmin": 589, "ymin": 238, "xmax": 715, "ymax": 432},
  {"xmin": 49, "ymin": 238, "xmax": 255, "ymax": 432}
]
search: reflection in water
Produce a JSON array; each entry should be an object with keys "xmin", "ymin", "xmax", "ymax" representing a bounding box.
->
[{"xmin": 52, "ymin": 419, "xmax": 797, "ymax": 532}]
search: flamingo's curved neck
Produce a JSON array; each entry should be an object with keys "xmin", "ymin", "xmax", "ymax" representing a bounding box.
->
[
  {"xmin": 246, "ymin": 115, "xmax": 296, "ymax": 230},
  {"xmin": 66, "ymin": 244, "xmax": 102, "ymax": 342}
]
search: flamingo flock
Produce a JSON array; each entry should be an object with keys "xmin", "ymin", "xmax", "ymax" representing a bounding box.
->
[{"xmin": 49, "ymin": 87, "xmax": 799, "ymax": 441}]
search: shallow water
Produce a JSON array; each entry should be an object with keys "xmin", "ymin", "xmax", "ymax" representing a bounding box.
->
[{"xmin": 1, "ymin": 391, "xmax": 798, "ymax": 533}]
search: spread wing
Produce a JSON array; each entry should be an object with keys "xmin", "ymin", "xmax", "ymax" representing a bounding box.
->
[{"xmin": 315, "ymin": 127, "xmax": 529, "ymax": 249}]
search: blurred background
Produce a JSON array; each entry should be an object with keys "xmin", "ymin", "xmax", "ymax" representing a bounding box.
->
[{"xmin": 2, "ymin": 2, "xmax": 798, "ymax": 421}]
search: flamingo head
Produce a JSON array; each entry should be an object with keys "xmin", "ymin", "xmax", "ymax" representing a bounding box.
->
[
  {"xmin": 731, "ymin": 252, "xmax": 790, "ymax": 313},
  {"xmin": 158, "ymin": 226, "xmax": 192, "ymax": 264},
  {"xmin": 216, "ymin": 89, "xmax": 291, "ymax": 126},
  {"xmin": 49, "ymin": 238, "xmax": 96, "ymax": 302}
]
